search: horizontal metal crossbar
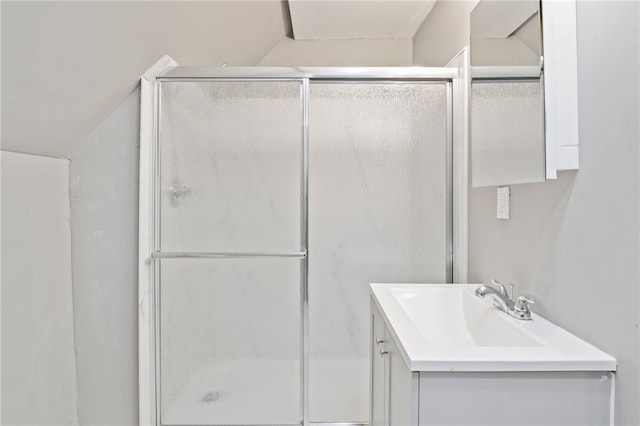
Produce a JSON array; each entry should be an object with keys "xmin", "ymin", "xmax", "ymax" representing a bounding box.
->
[{"xmin": 152, "ymin": 251, "xmax": 307, "ymax": 259}]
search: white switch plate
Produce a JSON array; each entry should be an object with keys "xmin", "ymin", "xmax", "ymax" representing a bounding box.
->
[{"xmin": 497, "ymin": 187, "xmax": 510, "ymax": 219}]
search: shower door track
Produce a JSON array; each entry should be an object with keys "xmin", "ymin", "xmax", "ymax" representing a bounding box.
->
[{"xmin": 139, "ymin": 66, "xmax": 461, "ymax": 426}]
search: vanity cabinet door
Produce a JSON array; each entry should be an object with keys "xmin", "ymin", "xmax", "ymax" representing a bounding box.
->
[{"xmin": 370, "ymin": 302, "xmax": 387, "ymax": 426}]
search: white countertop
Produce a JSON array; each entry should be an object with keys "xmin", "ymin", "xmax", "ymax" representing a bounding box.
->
[{"xmin": 370, "ymin": 283, "xmax": 617, "ymax": 372}]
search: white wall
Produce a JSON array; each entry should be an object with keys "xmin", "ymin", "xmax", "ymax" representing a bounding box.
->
[
  {"xmin": 414, "ymin": 1, "xmax": 640, "ymax": 425},
  {"xmin": 2, "ymin": 1, "xmax": 289, "ymax": 158},
  {"xmin": 469, "ymin": 3, "xmax": 639, "ymax": 424},
  {"xmin": 413, "ymin": 0, "xmax": 476, "ymax": 66},
  {"xmin": 1, "ymin": 151, "xmax": 78, "ymax": 425},
  {"xmin": 413, "ymin": 1, "xmax": 640, "ymax": 424},
  {"xmin": 259, "ymin": 37, "xmax": 413, "ymax": 66},
  {"xmin": 69, "ymin": 90, "xmax": 140, "ymax": 425}
]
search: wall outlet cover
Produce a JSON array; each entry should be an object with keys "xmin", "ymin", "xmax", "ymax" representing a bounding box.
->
[{"xmin": 497, "ymin": 186, "xmax": 510, "ymax": 219}]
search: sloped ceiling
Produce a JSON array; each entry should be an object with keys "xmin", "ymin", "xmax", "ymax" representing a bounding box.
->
[
  {"xmin": 288, "ymin": 0, "xmax": 437, "ymax": 40},
  {"xmin": 470, "ymin": 0, "xmax": 537, "ymax": 38},
  {"xmin": 2, "ymin": 0, "xmax": 440, "ymax": 158},
  {"xmin": 1, "ymin": 1, "xmax": 289, "ymax": 158}
]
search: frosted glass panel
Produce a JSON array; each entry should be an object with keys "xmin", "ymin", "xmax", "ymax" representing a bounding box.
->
[
  {"xmin": 159, "ymin": 81, "xmax": 302, "ymax": 252},
  {"xmin": 471, "ymin": 80, "xmax": 545, "ymax": 187},
  {"xmin": 159, "ymin": 258, "xmax": 301, "ymax": 425},
  {"xmin": 308, "ymin": 82, "xmax": 449, "ymax": 422}
]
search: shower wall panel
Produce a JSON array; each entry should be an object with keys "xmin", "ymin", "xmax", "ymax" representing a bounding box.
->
[{"xmin": 308, "ymin": 82, "xmax": 449, "ymax": 422}]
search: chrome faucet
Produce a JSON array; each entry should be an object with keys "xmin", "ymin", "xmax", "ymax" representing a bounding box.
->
[{"xmin": 475, "ymin": 279, "xmax": 535, "ymax": 320}]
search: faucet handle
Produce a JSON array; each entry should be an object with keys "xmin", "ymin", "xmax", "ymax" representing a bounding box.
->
[{"xmin": 515, "ymin": 295, "xmax": 535, "ymax": 312}]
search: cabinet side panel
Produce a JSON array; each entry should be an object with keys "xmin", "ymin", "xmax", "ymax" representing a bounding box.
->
[
  {"xmin": 370, "ymin": 301, "xmax": 386, "ymax": 426},
  {"xmin": 418, "ymin": 371, "xmax": 612, "ymax": 426}
]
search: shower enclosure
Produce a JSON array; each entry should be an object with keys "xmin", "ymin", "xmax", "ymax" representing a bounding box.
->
[{"xmin": 139, "ymin": 67, "xmax": 457, "ymax": 426}]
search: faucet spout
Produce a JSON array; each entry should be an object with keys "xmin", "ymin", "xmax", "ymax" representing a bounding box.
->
[
  {"xmin": 475, "ymin": 285, "xmax": 513, "ymax": 309},
  {"xmin": 475, "ymin": 281, "xmax": 533, "ymax": 321}
]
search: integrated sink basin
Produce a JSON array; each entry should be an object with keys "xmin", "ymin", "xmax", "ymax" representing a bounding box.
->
[
  {"xmin": 371, "ymin": 283, "xmax": 616, "ymax": 372},
  {"xmin": 391, "ymin": 286, "xmax": 540, "ymax": 347}
]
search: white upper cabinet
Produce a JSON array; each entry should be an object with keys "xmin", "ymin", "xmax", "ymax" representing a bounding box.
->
[
  {"xmin": 541, "ymin": 0, "xmax": 579, "ymax": 179},
  {"xmin": 470, "ymin": 0, "xmax": 579, "ymax": 187}
]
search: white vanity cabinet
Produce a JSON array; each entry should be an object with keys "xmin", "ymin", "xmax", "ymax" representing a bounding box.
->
[
  {"xmin": 369, "ymin": 284, "xmax": 617, "ymax": 426},
  {"xmin": 370, "ymin": 302, "xmax": 418, "ymax": 426}
]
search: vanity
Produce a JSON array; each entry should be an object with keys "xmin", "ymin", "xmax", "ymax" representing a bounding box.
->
[{"xmin": 370, "ymin": 284, "xmax": 616, "ymax": 426}]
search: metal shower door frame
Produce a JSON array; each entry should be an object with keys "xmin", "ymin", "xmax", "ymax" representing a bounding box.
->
[{"xmin": 139, "ymin": 66, "xmax": 458, "ymax": 426}]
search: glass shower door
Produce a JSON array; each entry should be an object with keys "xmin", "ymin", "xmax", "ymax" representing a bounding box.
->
[
  {"xmin": 152, "ymin": 76, "xmax": 451, "ymax": 425},
  {"xmin": 156, "ymin": 81, "xmax": 304, "ymax": 425},
  {"xmin": 308, "ymin": 82, "xmax": 450, "ymax": 422}
]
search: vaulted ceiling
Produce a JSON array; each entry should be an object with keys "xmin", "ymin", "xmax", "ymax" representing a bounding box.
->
[
  {"xmin": 1, "ymin": 1, "xmax": 289, "ymax": 158},
  {"xmin": 289, "ymin": 0, "xmax": 437, "ymax": 40},
  {"xmin": 1, "ymin": 1, "xmax": 438, "ymax": 158}
]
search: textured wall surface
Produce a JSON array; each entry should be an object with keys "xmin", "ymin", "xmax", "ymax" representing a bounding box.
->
[
  {"xmin": 69, "ymin": 90, "xmax": 141, "ymax": 425},
  {"xmin": 1, "ymin": 152, "xmax": 78, "ymax": 425}
]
